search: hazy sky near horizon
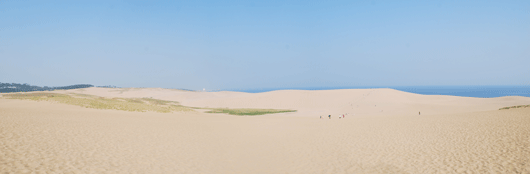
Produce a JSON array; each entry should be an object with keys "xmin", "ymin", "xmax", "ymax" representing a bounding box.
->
[{"xmin": 1, "ymin": 1, "xmax": 529, "ymax": 90}]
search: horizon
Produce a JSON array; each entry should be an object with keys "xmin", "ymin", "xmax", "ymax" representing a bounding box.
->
[
  {"xmin": 2, "ymin": 1, "xmax": 529, "ymax": 90},
  {"xmin": 2, "ymin": 82, "xmax": 530, "ymax": 98},
  {"xmin": 226, "ymin": 85, "xmax": 530, "ymax": 98},
  {"xmin": 4, "ymin": 81, "xmax": 530, "ymax": 90}
]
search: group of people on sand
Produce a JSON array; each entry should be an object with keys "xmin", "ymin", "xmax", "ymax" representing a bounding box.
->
[{"xmin": 320, "ymin": 114, "xmax": 346, "ymax": 119}]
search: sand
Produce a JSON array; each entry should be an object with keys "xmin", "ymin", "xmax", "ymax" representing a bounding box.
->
[{"xmin": 1, "ymin": 87, "xmax": 530, "ymax": 173}]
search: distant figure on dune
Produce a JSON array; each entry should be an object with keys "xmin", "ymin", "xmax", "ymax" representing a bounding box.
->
[
  {"xmin": 419, "ymin": 111, "xmax": 421, "ymax": 115},
  {"xmin": 320, "ymin": 116, "xmax": 322, "ymax": 119},
  {"xmin": 328, "ymin": 115, "xmax": 331, "ymax": 119}
]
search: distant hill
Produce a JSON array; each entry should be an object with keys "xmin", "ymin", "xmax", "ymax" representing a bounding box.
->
[{"xmin": 0, "ymin": 82, "xmax": 94, "ymax": 93}]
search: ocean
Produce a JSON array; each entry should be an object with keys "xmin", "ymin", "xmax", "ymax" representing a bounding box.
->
[{"xmin": 229, "ymin": 86, "xmax": 530, "ymax": 98}]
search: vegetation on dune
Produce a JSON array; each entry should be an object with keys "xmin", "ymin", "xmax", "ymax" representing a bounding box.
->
[
  {"xmin": 2, "ymin": 92, "xmax": 297, "ymax": 115},
  {"xmin": 2, "ymin": 92, "xmax": 193, "ymax": 113},
  {"xmin": 0, "ymin": 82, "xmax": 93, "ymax": 93},
  {"xmin": 140, "ymin": 97, "xmax": 173, "ymax": 105},
  {"xmin": 499, "ymin": 105, "xmax": 530, "ymax": 110},
  {"xmin": 201, "ymin": 108, "xmax": 296, "ymax": 116}
]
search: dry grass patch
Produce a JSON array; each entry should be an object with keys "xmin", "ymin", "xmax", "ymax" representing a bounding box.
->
[
  {"xmin": 200, "ymin": 108, "xmax": 296, "ymax": 116},
  {"xmin": 2, "ymin": 92, "xmax": 193, "ymax": 113},
  {"xmin": 2, "ymin": 92, "xmax": 295, "ymax": 115},
  {"xmin": 499, "ymin": 105, "xmax": 530, "ymax": 110}
]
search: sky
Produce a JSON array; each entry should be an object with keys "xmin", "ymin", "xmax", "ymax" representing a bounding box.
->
[{"xmin": 1, "ymin": 0, "xmax": 529, "ymax": 90}]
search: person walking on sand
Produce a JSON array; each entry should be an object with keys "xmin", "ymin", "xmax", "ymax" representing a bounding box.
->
[
  {"xmin": 328, "ymin": 115, "xmax": 331, "ymax": 119},
  {"xmin": 419, "ymin": 111, "xmax": 421, "ymax": 115}
]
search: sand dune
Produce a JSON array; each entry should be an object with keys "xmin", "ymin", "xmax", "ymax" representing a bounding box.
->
[
  {"xmin": 1, "ymin": 88, "xmax": 530, "ymax": 173},
  {"xmin": 56, "ymin": 87, "xmax": 530, "ymax": 117}
]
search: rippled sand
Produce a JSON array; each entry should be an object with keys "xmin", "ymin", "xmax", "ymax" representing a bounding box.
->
[{"xmin": 1, "ymin": 88, "xmax": 530, "ymax": 173}]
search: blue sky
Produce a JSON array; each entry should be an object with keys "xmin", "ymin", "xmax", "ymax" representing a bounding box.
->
[{"xmin": 1, "ymin": 0, "xmax": 529, "ymax": 90}]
